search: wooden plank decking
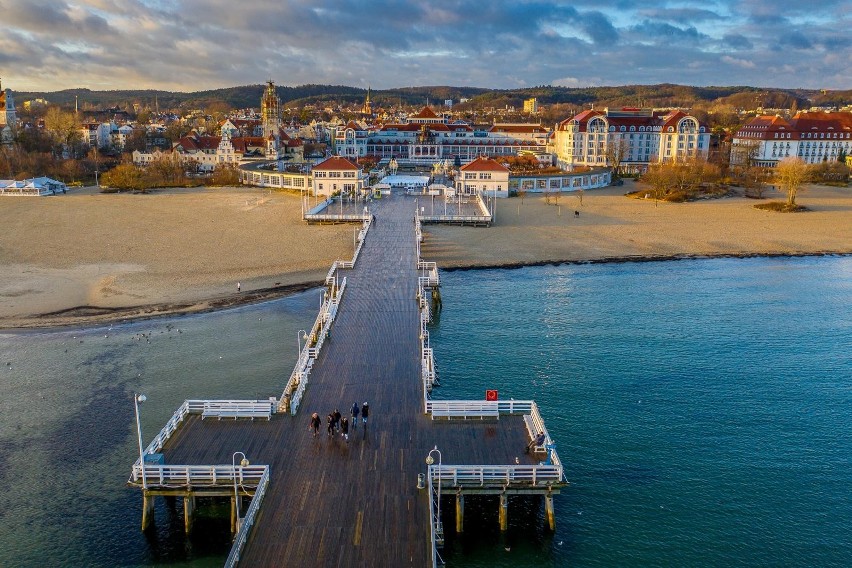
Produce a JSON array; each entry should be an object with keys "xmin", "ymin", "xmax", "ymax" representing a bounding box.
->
[{"xmin": 152, "ymin": 195, "xmax": 545, "ymax": 567}]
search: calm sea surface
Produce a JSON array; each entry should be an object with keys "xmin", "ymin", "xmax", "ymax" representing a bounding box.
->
[{"xmin": 0, "ymin": 257, "xmax": 850, "ymax": 567}]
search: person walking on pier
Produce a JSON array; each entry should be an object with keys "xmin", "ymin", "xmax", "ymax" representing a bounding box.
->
[
  {"xmin": 341, "ymin": 417, "xmax": 350, "ymax": 442},
  {"xmin": 326, "ymin": 413, "xmax": 334, "ymax": 437},
  {"xmin": 350, "ymin": 402, "xmax": 360, "ymax": 430},
  {"xmin": 309, "ymin": 412, "xmax": 321, "ymax": 437},
  {"xmin": 361, "ymin": 402, "xmax": 369, "ymax": 426},
  {"xmin": 332, "ymin": 409, "xmax": 342, "ymax": 432}
]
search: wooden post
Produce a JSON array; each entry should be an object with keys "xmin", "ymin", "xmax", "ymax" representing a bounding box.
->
[
  {"xmin": 545, "ymin": 491, "xmax": 556, "ymax": 531},
  {"xmin": 184, "ymin": 494, "xmax": 196, "ymax": 534},
  {"xmin": 455, "ymin": 492, "xmax": 464, "ymax": 533},
  {"xmin": 231, "ymin": 495, "xmax": 238, "ymax": 534},
  {"xmin": 499, "ymin": 493, "xmax": 508, "ymax": 531},
  {"xmin": 141, "ymin": 492, "xmax": 155, "ymax": 531}
]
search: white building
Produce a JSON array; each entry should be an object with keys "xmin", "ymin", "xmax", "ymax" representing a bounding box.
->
[
  {"xmin": 456, "ymin": 157, "xmax": 510, "ymax": 197},
  {"xmin": 554, "ymin": 108, "xmax": 710, "ymax": 172},
  {"xmin": 311, "ymin": 156, "xmax": 366, "ymax": 197},
  {"xmin": 0, "ymin": 177, "xmax": 67, "ymax": 196},
  {"xmin": 731, "ymin": 112, "xmax": 852, "ymax": 167}
]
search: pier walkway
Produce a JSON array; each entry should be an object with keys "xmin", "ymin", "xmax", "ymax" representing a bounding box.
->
[{"xmin": 129, "ymin": 193, "xmax": 565, "ymax": 567}]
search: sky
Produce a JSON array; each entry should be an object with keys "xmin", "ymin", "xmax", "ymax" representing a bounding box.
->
[{"xmin": 1, "ymin": 0, "xmax": 850, "ymax": 93}]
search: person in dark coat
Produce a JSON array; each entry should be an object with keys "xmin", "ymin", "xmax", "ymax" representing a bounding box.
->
[
  {"xmin": 326, "ymin": 413, "xmax": 334, "ymax": 437},
  {"xmin": 309, "ymin": 412, "xmax": 321, "ymax": 437},
  {"xmin": 361, "ymin": 402, "xmax": 370, "ymax": 425},
  {"xmin": 351, "ymin": 402, "xmax": 360, "ymax": 430},
  {"xmin": 332, "ymin": 409, "xmax": 342, "ymax": 432},
  {"xmin": 341, "ymin": 417, "xmax": 350, "ymax": 442}
]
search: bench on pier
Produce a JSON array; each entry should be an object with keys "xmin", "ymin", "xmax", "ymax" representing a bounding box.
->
[
  {"xmin": 523, "ymin": 414, "xmax": 548, "ymax": 454},
  {"xmin": 430, "ymin": 402, "xmax": 499, "ymax": 421},
  {"xmin": 201, "ymin": 401, "xmax": 274, "ymax": 421}
]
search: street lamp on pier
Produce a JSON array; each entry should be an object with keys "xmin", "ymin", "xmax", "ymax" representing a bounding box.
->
[
  {"xmin": 297, "ymin": 329, "xmax": 308, "ymax": 358},
  {"xmin": 232, "ymin": 451, "xmax": 250, "ymax": 532},
  {"xmin": 425, "ymin": 446, "xmax": 443, "ymax": 542},
  {"xmin": 133, "ymin": 393, "xmax": 147, "ymax": 490}
]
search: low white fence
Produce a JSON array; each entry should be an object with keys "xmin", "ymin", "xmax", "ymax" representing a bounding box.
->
[
  {"xmin": 130, "ymin": 463, "xmax": 268, "ymax": 488},
  {"xmin": 225, "ymin": 466, "xmax": 271, "ymax": 568},
  {"xmin": 430, "ymin": 463, "xmax": 563, "ymax": 486}
]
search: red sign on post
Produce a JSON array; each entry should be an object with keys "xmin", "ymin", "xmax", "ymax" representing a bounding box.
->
[{"xmin": 485, "ymin": 390, "xmax": 498, "ymax": 401}]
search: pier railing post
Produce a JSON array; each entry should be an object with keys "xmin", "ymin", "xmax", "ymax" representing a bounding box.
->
[
  {"xmin": 499, "ymin": 493, "xmax": 508, "ymax": 531},
  {"xmin": 455, "ymin": 491, "xmax": 464, "ymax": 533}
]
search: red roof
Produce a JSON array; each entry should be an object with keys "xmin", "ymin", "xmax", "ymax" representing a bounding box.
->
[
  {"xmin": 313, "ymin": 156, "xmax": 360, "ymax": 170},
  {"xmin": 459, "ymin": 157, "xmax": 510, "ymax": 173},
  {"xmin": 177, "ymin": 134, "xmax": 220, "ymax": 151},
  {"xmin": 410, "ymin": 106, "xmax": 439, "ymax": 119}
]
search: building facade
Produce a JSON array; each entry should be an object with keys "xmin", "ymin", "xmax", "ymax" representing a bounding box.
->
[
  {"xmin": 456, "ymin": 157, "xmax": 510, "ymax": 197},
  {"xmin": 554, "ymin": 108, "xmax": 710, "ymax": 172},
  {"xmin": 731, "ymin": 112, "xmax": 852, "ymax": 167},
  {"xmin": 311, "ymin": 156, "xmax": 366, "ymax": 197},
  {"xmin": 334, "ymin": 106, "xmax": 550, "ymax": 165}
]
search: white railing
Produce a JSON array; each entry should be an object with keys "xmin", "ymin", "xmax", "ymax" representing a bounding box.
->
[
  {"xmin": 129, "ymin": 464, "xmax": 268, "ymax": 488},
  {"xmin": 418, "ymin": 214, "xmax": 492, "ymax": 224},
  {"xmin": 225, "ymin": 465, "xmax": 271, "ymax": 568},
  {"xmin": 280, "ymin": 277, "xmax": 347, "ymax": 414},
  {"xmin": 427, "ymin": 468, "xmax": 444, "ymax": 568},
  {"xmin": 201, "ymin": 400, "xmax": 274, "ymax": 420},
  {"xmin": 430, "ymin": 464, "xmax": 563, "ymax": 486}
]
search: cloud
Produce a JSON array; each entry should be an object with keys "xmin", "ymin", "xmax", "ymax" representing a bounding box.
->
[
  {"xmin": 0, "ymin": 0, "xmax": 849, "ymax": 92},
  {"xmin": 721, "ymin": 55, "xmax": 756, "ymax": 69}
]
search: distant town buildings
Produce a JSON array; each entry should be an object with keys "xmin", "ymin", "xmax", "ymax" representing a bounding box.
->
[
  {"xmin": 554, "ymin": 107, "xmax": 710, "ymax": 172},
  {"xmin": 333, "ymin": 105, "xmax": 549, "ymax": 165},
  {"xmin": 523, "ymin": 98, "xmax": 538, "ymax": 114},
  {"xmin": 134, "ymin": 81, "xmax": 304, "ymax": 172},
  {"xmin": 731, "ymin": 111, "xmax": 852, "ymax": 167}
]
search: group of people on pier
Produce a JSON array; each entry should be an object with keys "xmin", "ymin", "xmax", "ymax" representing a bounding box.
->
[{"xmin": 309, "ymin": 402, "xmax": 370, "ymax": 442}]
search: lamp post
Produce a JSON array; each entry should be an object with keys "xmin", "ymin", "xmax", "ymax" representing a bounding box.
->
[
  {"xmin": 232, "ymin": 451, "xmax": 250, "ymax": 532},
  {"xmin": 297, "ymin": 329, "xmax": 307, "ymax": 359},
  {"xmin": 133, "ymin": 393, "xmax": 147, "ymax": 490},
  {"xmin": 426, "ymin": 445, "xmax": 442, "ymax": 536}
]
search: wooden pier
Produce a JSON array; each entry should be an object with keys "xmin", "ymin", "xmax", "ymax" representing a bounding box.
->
[{"xmin": 129, "ymin": 193, "xmax": 566, "ymax": 567}]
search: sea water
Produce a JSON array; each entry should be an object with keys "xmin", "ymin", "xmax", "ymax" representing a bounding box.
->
[{"xmin": 0, "ymin": 257, "xmax": 850, "ymax": 567}]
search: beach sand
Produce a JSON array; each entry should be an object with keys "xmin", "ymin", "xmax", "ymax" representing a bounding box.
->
[{"xmin": 1, "ymin": 181, "xmax": 850, "ymax": 328}]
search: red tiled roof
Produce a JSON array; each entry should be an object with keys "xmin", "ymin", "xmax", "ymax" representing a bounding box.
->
[
  {"xmin": 177, "ymin": 135, "xmax": 220, "ymax": 151},
  {"xmin": 313, "ymin": 156, "xmax": 360, "ymax": 170},
  {"xmin": 411, "ymin": 106, "xmax": 439, "ymax": 119},
  {"xmin": 459, "ymin": 157, "xmax": 510, "ymax": 173}
]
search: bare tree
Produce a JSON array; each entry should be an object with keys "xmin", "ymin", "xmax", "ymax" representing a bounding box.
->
[
  {"xmin": 605, "ymin": 136, "xmax": 628, "ymax": 176},
  {"xmin": 774, "ymin": 157, "xmax": 808, "ymax": 207}
]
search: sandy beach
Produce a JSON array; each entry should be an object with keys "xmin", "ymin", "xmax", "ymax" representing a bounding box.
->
[{"xmin": 1, "ymin": 181, "xmax": 850, "ymax": 329}]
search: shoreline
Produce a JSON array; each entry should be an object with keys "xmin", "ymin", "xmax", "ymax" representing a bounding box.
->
[
  {"xmin": 2, "ymin": 181, "xmax": 850, "ymax": 331},
  {"xmin": 3, "ymin": 251, "xmax": 849, "ymax": 331},
  {"xmin": 0, "ymin": 281, "xmax": 322, "ymax": 332}
]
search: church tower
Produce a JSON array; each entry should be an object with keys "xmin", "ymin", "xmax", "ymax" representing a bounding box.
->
[
  {"xmin": 261, "ymin": 80, "xmax": 281, "ymax": 139},
  {"xmin": 0, "ymin": 77, "xmax": 16, "ymax": 128},
  {"xmin": 361, "ymin": 86, "xmax": 373, "ymax": 117}
]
